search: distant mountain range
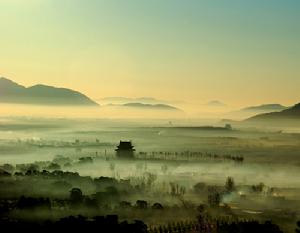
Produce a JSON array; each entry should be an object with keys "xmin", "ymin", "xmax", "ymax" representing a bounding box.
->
[
  {"xmin": 0, "ymin": 78, "xmax": 98, "ymax": 106},
  {"xmin": 106, "ymin": 102, "xmax": 181, "ymax": 111},
  {"xmin": 242, "ymin": 104, "xmax": 288, "ymax": 113},
  {"xmin": 122, "ymin": 103, "xmax": 181, "ymax": 111},
  {"xmin": 222, "ymin": 103, "xmax": 289, "ymax": 120},
  {"xmin": 206, "ymin": 100, "xmax": 227, "ymax": 107},
  {"xmin": 246, "ymin": 103, "xmax": 300, "ymax": 122},
  {"xmin": 99, "ymin": 96, "xmax": 168, "ymax": 105}
]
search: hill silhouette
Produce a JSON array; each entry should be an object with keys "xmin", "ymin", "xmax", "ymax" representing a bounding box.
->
[
  {"xmin": 100, "ymin": 96, "xmax": 168, "ymax": 105},
  {"xmin": 206, "ymin": 100, "xmax": 227, "ymax": 107},
  {"xmin": 122, "ymin": 102, "xmax": 181, "ymax": 111},
  {"xmin": 0, "ymin": 78, "xmax": 98, "ymax": 106},
  {"xmin": 246, "ymin": 103, "xmax": 300, "ymax": 122},
  {"xmin": 242, "ymin": 104, "xmax": 287, "ymax": 112}
]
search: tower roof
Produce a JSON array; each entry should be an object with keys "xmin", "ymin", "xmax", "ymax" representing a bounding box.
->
[{"xmin": 115, "ymin": 141, "xmax": 135, "ymax": 151}]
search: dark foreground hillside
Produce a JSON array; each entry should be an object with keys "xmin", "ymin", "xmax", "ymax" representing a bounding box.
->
[{"xmin": 0, "ymin": 215, "xmax": 284, "ymax": 233}]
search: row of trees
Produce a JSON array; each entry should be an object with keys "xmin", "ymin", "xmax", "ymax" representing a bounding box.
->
[
  {"xmin": 137, "ymin": 151, "xmax": 244, "ymax": 163},
  {"xmin": 149, "ymin": 217, "xmax": 284, "ymax": 233},
  {"xmin": 0, "ymin": 215, "xmax": 147, "ymax": 233}
]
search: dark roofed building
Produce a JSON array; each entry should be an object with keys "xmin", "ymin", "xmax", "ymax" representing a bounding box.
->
[{"xmin": 115, "ymin": 141, "xmax": 135, "ymax": 158}]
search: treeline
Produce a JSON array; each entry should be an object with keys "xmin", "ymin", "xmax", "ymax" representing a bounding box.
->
[
  {"xmin": 137, "ymin": 151, "xmax": 244, "ymax": 163},
  {"xmin": 149, "ymin": 220, "xmax": 283, "ymax": 233},
  {"xmin": 0, "ymin": 168, "xmax": 165, "ymax": 213},
  {"xmin": 0, "ymin": 215, "xmax": 147, "ymax": 233},
  {"xmin": 0, "ymin": 215, "xmax": 284, "ymax": 233}
]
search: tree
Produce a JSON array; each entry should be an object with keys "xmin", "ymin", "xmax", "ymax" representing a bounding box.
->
[
  {"xmin": 70, "ymin": 188, "xmax": 83, "ymax": 205},
  {"xmin": 152, "ymin": 203, "xmax": 163, "ymax": 210},
  {"xmin": 225, "ymin": 177, "xmax": 235, "ymax": 193},
  {"xmin": 47, "ymin": 163, "xmax": 61, "ymax": 170},
  {"xmin": 194, "ymin": 182, "xmax": 206, "ymax": 193},
  {"xmin": 252, "ymin": 182, "xmax": 265, "ymax": 193},
  {"xmin": 208, "ymin": 191, "xmax": 221, "ymax": 207},
  {"xmin": 136, "ymin": 200, "xmax": 148, "ymax": 209},
  {"xmin": 225, "ymin": 124, "xmax": 232, "ymax": 130},
  {"xmin": 296, "ymin": 221, "xmax": 300, "ymax": 233}
]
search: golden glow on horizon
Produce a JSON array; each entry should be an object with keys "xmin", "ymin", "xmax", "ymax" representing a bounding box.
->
[{"xmin": 0, "ymin": 0, "xmax": 299, "ymax": 107}]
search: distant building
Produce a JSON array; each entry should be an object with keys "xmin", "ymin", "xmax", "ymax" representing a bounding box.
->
[{"xmin": 115, "ymin": 141, "xmax": 135, "ymax": 158}]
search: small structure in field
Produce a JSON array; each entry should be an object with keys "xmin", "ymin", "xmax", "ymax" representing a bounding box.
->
[{"xmin": 115, "ymin": 141, "xmax": 135, "ymax": 158}]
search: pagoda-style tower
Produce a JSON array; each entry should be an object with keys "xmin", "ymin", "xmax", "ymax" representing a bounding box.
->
[{"xmin": 115, "ymin": 141, "xmax": 135, "ymax": 158}]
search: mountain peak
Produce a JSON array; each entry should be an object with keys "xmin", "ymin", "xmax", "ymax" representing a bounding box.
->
[
  {"xmin": 0, "ymin": 77, "xmax": 25, "ymax": 88},
  {"xmin": 282, "ymin": 102, "xmax": 300, "ymax": 114},
  {"xmin": 242, "ymin": 104, "xmax": 287, "ymax": 112},
  {"xmin": 206, "ymin": 100, "xmax": 227, "ymax": 107},
  {"xmin": 123, "ymin": 102, "xmax": 180, "ymax": 111},
  {"xmin": 0, "ymin": 78, "xmax": 98, "ymax": 106},
  {"xmin": 246, "ymin": 101, "xmax": 300, "ymax": 122},
  {"xmin": 292, "ymin": 103, "xmax": 300, "ymax": 109},
  {"xmin": 0, "ymin": 77, "xmax": 12, "ymax": 82}
]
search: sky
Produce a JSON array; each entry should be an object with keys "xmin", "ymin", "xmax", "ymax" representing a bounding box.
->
[{"xmin": 0, "ymin": 0, "xmax": 299, "ymax": 107}]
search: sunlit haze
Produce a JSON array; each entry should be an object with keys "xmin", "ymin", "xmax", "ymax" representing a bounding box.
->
[{"xmin": 1, "ymin": 0, "xmax": 299, "ymax": 108}]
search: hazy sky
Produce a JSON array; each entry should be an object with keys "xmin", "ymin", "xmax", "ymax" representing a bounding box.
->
[{"xmin": 1, "ymin": 0, "xmax": 299, "ymax": 106}]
